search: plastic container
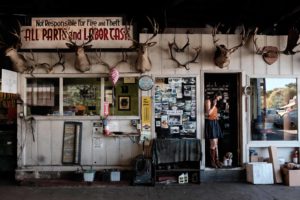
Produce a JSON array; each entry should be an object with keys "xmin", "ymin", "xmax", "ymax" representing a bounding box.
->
[
  {"xmin": 110, "ymin": 171, "xmax": 120, "ymax": 181},
  {"xmin": 83, "ymin": 171, "xmax": 96, "ymax": 182}
]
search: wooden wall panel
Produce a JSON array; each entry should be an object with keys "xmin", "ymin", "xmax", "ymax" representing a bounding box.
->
[
  {"xmin": 37, "ymin": 121, "xmax": 52, "ymax": 165},
  {"xmin": 241, "ymin": 38, "xmax": 254, "ymax": 75},
  {"xmin": 19, "ymin": 32, "xmax": 300, "ymax": 170},
  {"xmin": 253, "ymin": 35, "xmax": 267, "ymax": 75},
  {"xmin": 92, "ymin": 136, "xmax": 106, "ymax": 165},
  {"xmin": 279, "ymin": 35, "xmax": 293, "ymax": 75},
  {"xmin": 228, "ymin": 34, "xmax": 241, "ymax": 71},
  {"xmin": 105, "ymin": 137, "xmax": 120, "ymax": 165},
  {"xmin": 80, "ymin": 121, "xmax": 93, "ymax": 165},
  {"xmin": 24, "ymin": 119, "xmax": 38, "ymax": 165},
  {"xmin": 161, "ymin": 34, "xmax": 177, "ymax": 75},
  {"xmin": 51, "ymin": 121, "xmax": 64, "ymax": 165},
  {"xmin": 145, "ymin": 34, "xmax": 162, "ymax": 74},
  {"xmin": 119, "ymin": 137, "xmax": 134, "ymax": 165}
]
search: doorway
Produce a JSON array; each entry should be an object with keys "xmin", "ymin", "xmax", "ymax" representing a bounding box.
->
[
  {"xmin": 0, "ymin": 92, "xmax": 18, "ymax": 181},
  {"xmin": 204, "ymin": 73, "xmax": 242, "ymax": 168}
]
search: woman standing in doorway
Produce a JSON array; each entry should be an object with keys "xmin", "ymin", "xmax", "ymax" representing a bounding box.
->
[{"xmin": 205, "ymin": 91, "xmax": 224, "ymax": 168}]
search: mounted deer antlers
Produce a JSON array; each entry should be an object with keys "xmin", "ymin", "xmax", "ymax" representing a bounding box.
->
[
  {"xmin": 41, "ymin": 50, "xmax": 65, "ymax": 73},
  {"xmin": 0, "ymin": 20, "xmax": 32, "ymax": 73},
  {"xmin": 125, "ymin": 16, "xmax": 159, "ymax": 73},
  {"xmin": 253, "ymin": 27, "xmax": 279, "ymax": 65},
  {"xmin": 64, "ymin": 28, "xmax": 93, "ymax": 72},
  {"xmin": 253, "ymin": 27, "xmax": 300, "ymax": 65},
  {"xmin": 95, "ymin": 50, "xmax": 128, "ymax": 70},
  {"xmin": 168, "ymin": 36, "xmax": 201, "ymax": 70},
  {"xmin": 95, "ymin": 51, "xmax": 128, "ymax": 86},
  {"xmin": 212, "ymin": 24, "xmax": 249, "ymax": 68},
  {"xmin": 281, "ymin": 27, "xmax": 300, "ymax": 55}
]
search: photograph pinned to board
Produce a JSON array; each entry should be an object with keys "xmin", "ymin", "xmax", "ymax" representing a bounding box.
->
[
  {"xmin": 182, "ymin": 121, "xmax": 197, "ymax": 134},
  {"xmin": 168, "ymin": 114, "xmax": 182, "ymax": 126},
  {"xmin": 170, "ymin": 126, "xmax": 180, "ymax": 134}
]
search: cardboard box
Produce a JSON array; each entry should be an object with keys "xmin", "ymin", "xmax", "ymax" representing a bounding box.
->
[
  {"xmin": 281, "ymin": 167, "xmax": 300, "ymax": 186},
  {"xmin": 250, "ymin": 155, "xmax": 264, "ymax": 162},
  {"xmin": 246, "ymin": 162, "xmax": 274, "ymax": 184}
]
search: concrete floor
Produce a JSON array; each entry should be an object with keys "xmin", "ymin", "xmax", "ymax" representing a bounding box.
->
[{"xmin": 1, "ymin": 180, "xmax": 300, "ymax": 200}]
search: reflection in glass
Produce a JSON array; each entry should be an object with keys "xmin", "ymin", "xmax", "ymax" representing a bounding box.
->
[
  {"xmin": 26, "ymin": 78, "xmax": 59, "ymax": 116},
  {"xmin": 63, "ymin": 78, "xmax": 101, "ymax": 116},
  {"xmin": 250, "ymin": 78, "xmax": 298, "ymax": 141}
]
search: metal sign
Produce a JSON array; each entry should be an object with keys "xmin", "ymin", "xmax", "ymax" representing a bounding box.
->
[{"xmin": 21, "ymin": 17, "xmax": 133, "ymax": 49}]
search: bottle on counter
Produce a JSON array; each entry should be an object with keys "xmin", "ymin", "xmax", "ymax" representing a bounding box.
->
[{"xmin": 292, "ymin": 150, "xmax": 299, "ymax": 164}]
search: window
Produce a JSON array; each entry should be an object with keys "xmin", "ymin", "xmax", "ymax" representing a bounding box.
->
[
  {"xmin": 104, "ymin": 77, "xmax": 139, "ymax": 116},
  {"xmin": 26, "ymin": 78, "xmax": 59, "ymax": 115},
  {"xmin": 26, "ymin": 76, "xmax": 139, "ymax": 117},
  {"xmin": 250, "ymin": 78, "xmax": 298, "ymax": 141},
  {"xmin": 63, "ymin": 78, "xmax": 101, "ymax": 116}
]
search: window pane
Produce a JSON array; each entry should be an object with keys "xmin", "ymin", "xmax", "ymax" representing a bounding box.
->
[
  {"xmin": 104, "ymin": 77, "xmax": 139, "ymax": 116},
  {"xmin": 63, "ymin": 78, "xmax": 101, "ymax": 116},
  {"xmin": 250, "ymin": 78, "xmax": 298, "ymax": 141},
  {"xmin": 26, "ymin": 78, "xmax": 59, "ymax": 116}
]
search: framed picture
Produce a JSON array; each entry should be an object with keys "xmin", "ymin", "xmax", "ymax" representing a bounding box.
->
[
  {"xmin": 118, "ymin": 96, "xmax": 130, "ymax": 111},
  {"xmin": 105, "ymin": 86, "xmax": 114, "ymax": 104}
]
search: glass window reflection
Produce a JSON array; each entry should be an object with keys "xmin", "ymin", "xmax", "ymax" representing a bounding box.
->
[{"xmin": 250, "ymin": 78, "xmax": 298, "ymax": 141}]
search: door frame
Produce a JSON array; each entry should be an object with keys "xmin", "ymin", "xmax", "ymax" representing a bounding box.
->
[{"xmin": 200, "ymin": 70, "xmax": 245, "ymax": 169}]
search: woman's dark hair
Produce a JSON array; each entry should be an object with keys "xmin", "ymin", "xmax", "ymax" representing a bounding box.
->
[{"xmin": 214, "ymin": 91, "xmax": 223, "ymax": 98}]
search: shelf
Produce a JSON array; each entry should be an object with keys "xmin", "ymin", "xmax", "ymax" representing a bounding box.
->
[
  {"xmin": 156, "ymin": 168, "xmax": 199, "ymax": 172},
  {"xmin": 104, "ymin": 133, "xmax": 139, "ymax": 137}
]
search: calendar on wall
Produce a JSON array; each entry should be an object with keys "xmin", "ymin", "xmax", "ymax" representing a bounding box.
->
[{"xmin": 154, "ymin": 77, "xmax": 197, "ymax": 138}]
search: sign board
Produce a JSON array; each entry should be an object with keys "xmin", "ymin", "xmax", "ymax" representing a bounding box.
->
[
  {"xmin": 1, "ymin": 69, "xmax": 18, "ymax": 94},
  {"xmin": 141, "ymin": 96, "xmax": 151, "ymax": 130},
  {"xmin": 21, "ymin": 17, "xmax": 133, "ymax": 49}
]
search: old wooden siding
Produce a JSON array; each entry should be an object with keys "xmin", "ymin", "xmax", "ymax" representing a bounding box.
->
[{"xmin": 18, "ymin": 33, "xmax": 300, "ymax": 170}]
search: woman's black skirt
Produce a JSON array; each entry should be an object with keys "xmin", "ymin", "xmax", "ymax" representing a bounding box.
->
[{"xmin": 205, "ymin": 119, "xmax": 223, "ymax": 139}]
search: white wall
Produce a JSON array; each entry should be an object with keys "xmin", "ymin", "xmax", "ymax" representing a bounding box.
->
[{"xmin": 17, "ymin": 33, "xmax": 300, "ymax": 172}]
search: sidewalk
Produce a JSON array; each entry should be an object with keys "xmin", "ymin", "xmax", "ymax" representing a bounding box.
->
[{"xmin": 0, "ymin": 181, "xmax": 300, "ymax": 200}]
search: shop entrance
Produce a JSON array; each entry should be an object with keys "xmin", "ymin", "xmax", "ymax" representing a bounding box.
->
[
  {"xmin": 0, "ymin": 93, "xmax": 17, "ymax": 180},
  {"xmin": 204, "ymin": 73, "xmax": 242, "ymax": 168}
]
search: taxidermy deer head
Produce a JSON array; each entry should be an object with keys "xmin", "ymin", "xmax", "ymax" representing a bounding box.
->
[
  {"xmin": 168, "ymin": 36, "xmax": 201, "ymax": 70},
  {"xmin": 212, "ymin": 24, "xmax": 249, "ymax": 68},
  {"xmin": 0, "ymin": 20, "xmax": 63, "ymax": 75},
  {"xmin": 64, "ymin": 28, "xmax": 93, "ymax": 72},
  {"xmin": 0, "ymin": 20, "xmax": 31, "ymax": 73},
  {"xmin": 125, "ymin": 16, "xmax": 159, "ymax": 73},
  {"xmin": 253, "ymin": 27, "xmax": 300, "ymax": 65},
  {"xmin": 253, "ymin": 27, "xmax": 279, "ymax": 65}
]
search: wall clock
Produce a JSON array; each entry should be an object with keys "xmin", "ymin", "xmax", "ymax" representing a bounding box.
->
[{"xmin": 138, "ymin": 75, "xmax": 154, "ymax": 91}]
